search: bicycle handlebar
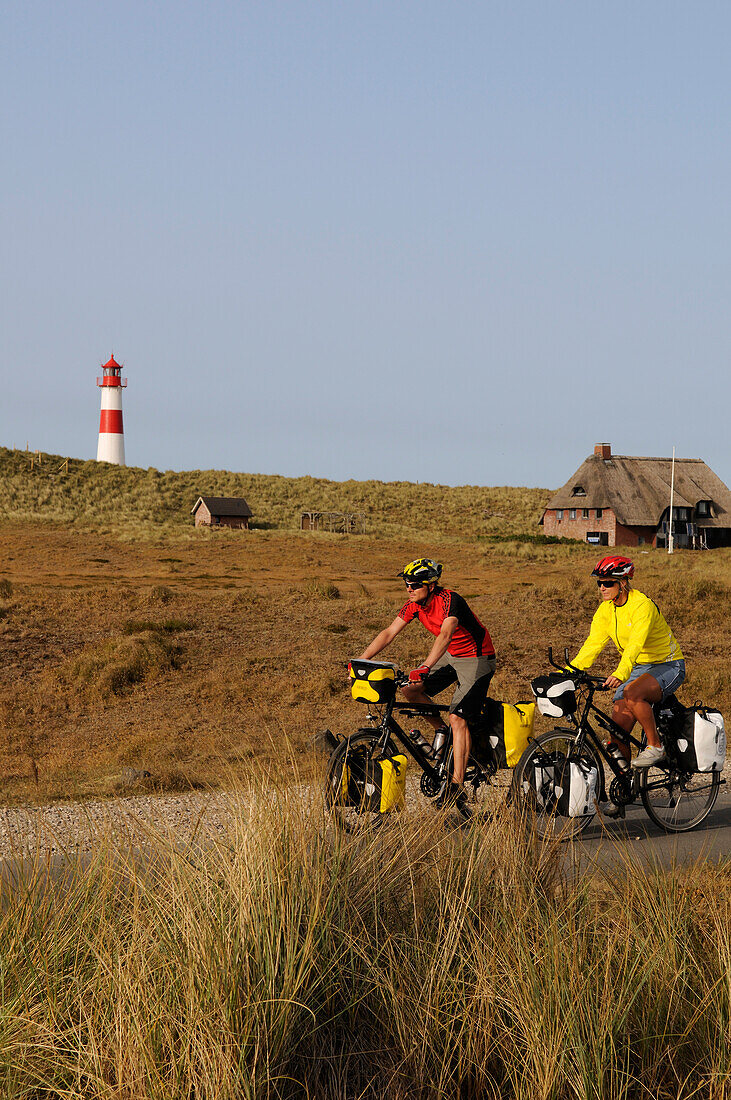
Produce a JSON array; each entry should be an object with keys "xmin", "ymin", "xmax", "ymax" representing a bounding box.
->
[{"xmin": 547, "ymin": 647, "xmax": 611, "ymax": 689}]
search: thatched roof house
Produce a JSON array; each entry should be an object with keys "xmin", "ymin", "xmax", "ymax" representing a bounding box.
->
[
  {"xmin": 541, "ymin": 444, "xmax": 731, "ymax": 549},
  {"xmin": 191, "ymin": 496, "xmax": 252, "ymax": 530}
]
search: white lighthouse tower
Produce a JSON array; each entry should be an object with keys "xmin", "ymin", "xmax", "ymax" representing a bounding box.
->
[{"xmin": 96, "ymin": 354, "xmax": 127, "ymax": 464}]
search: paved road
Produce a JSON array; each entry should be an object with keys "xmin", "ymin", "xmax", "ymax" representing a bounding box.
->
[{"xmin": 568, "ymin": 787, "xmax": 731, "ymax": 868}]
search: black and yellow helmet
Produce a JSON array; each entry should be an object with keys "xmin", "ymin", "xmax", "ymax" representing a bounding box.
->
[{"xmin": 397, "ymin": 558, "xmax": 443, "ymax": 586}]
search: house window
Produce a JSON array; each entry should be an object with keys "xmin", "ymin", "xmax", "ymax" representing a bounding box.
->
[
  {"xmin": 556, "ymin": 510, "xmax": 564, "ymax": 522},
  {"xmin": 596, "ymin": 508, "xmax": 603, "ymax": 519},
  {"xmin": 571, "ymin": 485, "xmax": 586, "ymax": 497},
  {"xmin": 569, "ymin": 509, "xmax": 576, "ymax": 520},
  {"xmin": 586, "ymin": 532, "xmax": 608, "ymax": 546},
  {"xmin": 696, "ymin": 500, "xmax": 711, "ymax": 517},
  {"xmin": 582, "ymin": 508, "xmax": 589, "ymax": 519}
]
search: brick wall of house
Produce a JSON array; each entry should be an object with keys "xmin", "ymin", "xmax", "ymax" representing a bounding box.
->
[
  {"xmin": 194, "ymin": 503, "xmax": 212, "ymax": 527},
  {"xmin": 614, "ymin": 522, "xmax": 657, "ymax": 548},
  {"xmin": 543, "ymin": 507, "xmax": 617, "ymax": 544},
  {"xmin": 219, "ymin": 516, "xmax": 249, "ymax": 529},
  {"xmin": 195, "ymin": 508, "xmax": 249, "ymax": 529},
  {"xmin": 543, "ymin": 508, "xmax": 659, "ymax": 547}
]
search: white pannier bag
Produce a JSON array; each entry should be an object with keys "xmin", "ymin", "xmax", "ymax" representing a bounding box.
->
[
  {"xmin": 675, "ymin": 709, "xmax": 726, "ymax": 773},
  {"xmin": 554, "ymin": 760, "xmax": 599, "ymax": 817},
  {"xmin": 524, "ymin": 762, "xmax": 557, "ymax": 809}
]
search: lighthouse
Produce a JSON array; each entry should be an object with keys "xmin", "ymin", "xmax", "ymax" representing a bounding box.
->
[{"xmin": 96, "ymin": 354, "xmax": 127, "ymax": 465}]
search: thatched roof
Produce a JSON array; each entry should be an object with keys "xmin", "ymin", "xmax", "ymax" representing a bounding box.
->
[
  {"xmin": 544, "ymin": 454, "xmax": 731, "ymax": 528},
  {"xmin": 191, "ymin": 496, "xmax": 252, "ymax": 517}
]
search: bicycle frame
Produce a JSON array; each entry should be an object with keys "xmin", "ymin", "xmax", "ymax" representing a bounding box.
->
[
  {"xmin": 537, "ymin": 650, "xmax": 716, "ymax": 803},
  {"xmin": 556, "ymin": 689, "xmax": 644, "ymax": 802},
  {"xmin": 356, "ymin": 685, "xmax": 496, "ymax": 790},
  {"xmin": 360, "ymin": 694, "xmax": 452, "ymax": 785}
]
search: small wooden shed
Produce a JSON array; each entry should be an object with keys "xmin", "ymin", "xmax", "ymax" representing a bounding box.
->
[{"xmin": 191, "ymin": 496, "xmax": 253, "ymax": 530}]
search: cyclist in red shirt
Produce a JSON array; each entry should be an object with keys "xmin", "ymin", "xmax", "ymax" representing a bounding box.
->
[{"xmin": 357, "ymin": 558, "xmax": 496, "ymax": 811}]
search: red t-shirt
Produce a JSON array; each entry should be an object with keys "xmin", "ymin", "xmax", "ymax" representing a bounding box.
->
[{"xmin": 398, "ymin": 587, "xmax": 495, "ymax": 658}]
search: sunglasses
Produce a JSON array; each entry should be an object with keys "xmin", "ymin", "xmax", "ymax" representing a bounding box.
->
[
  {"xmin": 405, "ymin": 581, "xmax": 426, "ymax": 590},
  {"xmin": 597, "ymin": 579, "xmax": 619, "ymax": 588}
]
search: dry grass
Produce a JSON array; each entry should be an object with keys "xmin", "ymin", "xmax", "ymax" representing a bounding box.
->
[
  {"xmin": 0, "ymin": 788, "xmax": 729, "ymax": 1098},
  {"xmin": 0, "ymin": 456, "xmax": 730, "ymax": 1096},
  {"xmin": 0, "ymin": 517, "xmax": 728, "ymax": 805}
]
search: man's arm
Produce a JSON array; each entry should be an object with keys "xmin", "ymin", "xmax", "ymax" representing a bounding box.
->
[{"xmin": 359, "ymin": 616, "xmax": 408, "ymax": 660}]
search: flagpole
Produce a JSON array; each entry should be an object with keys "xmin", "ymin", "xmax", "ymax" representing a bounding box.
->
[{"xmin": 668, "ymin": 446, "xmax": 676, "ymax": 555}]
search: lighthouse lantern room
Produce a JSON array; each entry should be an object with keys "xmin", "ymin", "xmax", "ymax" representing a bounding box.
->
[{"xmin": 96, "ymin": 354, "xmax": 127, "ymax": 465}]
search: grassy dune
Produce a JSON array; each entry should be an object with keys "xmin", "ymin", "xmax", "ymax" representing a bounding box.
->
[
  {"xmin": 0, "ymin": 446, "xmax": 551, "ymax": 541},
  {"xmin": 1, "ymin": 791, "xmax": 730, "ymax": 1099}
]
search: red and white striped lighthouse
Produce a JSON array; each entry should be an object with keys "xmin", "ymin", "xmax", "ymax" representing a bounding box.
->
[{"xmin": 96, "ymin": 354, "xmax": 127, "ymax": 465}]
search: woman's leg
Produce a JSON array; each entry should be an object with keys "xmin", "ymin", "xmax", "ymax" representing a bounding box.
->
[{"xmin": 612, "ymin": 673, "xmax": 663, "ymax": 749}]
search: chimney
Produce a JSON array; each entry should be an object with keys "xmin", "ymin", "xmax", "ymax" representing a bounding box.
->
[{"xmin": 594, "ymin": 443, "xmax": 611, "ymax": 460}]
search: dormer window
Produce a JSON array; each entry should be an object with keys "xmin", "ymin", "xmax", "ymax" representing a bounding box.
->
[
  {"xmin": 696, "ymin": 500, "xmax": 713, "ymax": 517},
  {"xmin": 571, "ymin": 485, "xmax": 586, "ymax": 497}
]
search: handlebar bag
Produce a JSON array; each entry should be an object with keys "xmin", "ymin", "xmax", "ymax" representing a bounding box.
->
[
  {"xmin": 672, "ymin": 708, "xmax": 726, "ymax": 773},
  {"xmin": 475, "ymin": 699, "xmax": 536, "ymax": 768},
  {"xmin": 554, "ymin": 758, "xmax": 599, "ymax": 817},
  {"xmin": 350, "ymin": 660, "xmax": 397, "ymax": 704},
  {"xmin": 531, "ymin": 675, "xmax": 577, "ymax": 719},
  {"xmin": 337, "ymin": 751, "xmax": 407, "ymax": 813}
]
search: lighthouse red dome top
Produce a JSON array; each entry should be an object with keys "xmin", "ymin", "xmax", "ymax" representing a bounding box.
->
[{"xmin": 97, "ymin": 354, "xmax": 127, "ymax": 388}]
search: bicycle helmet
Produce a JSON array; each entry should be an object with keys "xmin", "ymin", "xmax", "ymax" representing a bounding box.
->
[
  {"xmin": 397, "ymin": 558, "xmax": 443, "ymax": 586},
  {"xmin": 591, "ymin": 555, "xmax": 634, "ymax": 580}
]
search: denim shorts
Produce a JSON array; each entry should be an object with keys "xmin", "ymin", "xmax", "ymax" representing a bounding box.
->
[{"xmin": 613, "ymin": 659, "xmax": 686, "ymax": 703}]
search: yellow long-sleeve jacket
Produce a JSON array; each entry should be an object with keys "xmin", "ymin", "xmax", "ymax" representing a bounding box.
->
[{"xmin": 571, "ymin": 588, "xmax": 683, "ymax": 682}]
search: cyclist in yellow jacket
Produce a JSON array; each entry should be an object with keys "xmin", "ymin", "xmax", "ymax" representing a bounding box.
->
[{"xmin": 571, "ymin": 556, "xmax": 685, "ymax": 788}]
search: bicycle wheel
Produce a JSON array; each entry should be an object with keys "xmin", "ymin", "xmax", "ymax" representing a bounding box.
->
[
  {"xmin": 511, "ymin": 729, "xmax": 601, "ymax": 840},
  {"xmin": 324, "ymin": 730, "xmax": 398, "ymax": 832},
  {"xmin": 639, "ymin": 764, "xmax": 721, "ymax": 833}
]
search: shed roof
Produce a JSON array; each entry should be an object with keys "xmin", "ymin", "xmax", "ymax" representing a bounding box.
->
[
  {"xmin": 191, "ymin": 495, "xmax": 253, "ymax": 517},
  {"xmin": 544, "ymin": 455, "xmax": 731, "ymax": 528}
]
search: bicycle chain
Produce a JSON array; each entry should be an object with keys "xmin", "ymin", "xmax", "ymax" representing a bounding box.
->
[
  {"xmin": 609, "ymin": 773, "xmax": 636, "ymax": 806},
  {"xmin": 420, "ymin": 772, "xmax": 442, "ymax": 798}
]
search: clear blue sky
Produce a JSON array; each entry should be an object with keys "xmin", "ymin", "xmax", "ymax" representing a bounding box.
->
[{"xmin": 2, "ymin": 1, "xmax": 729, "ymax": 487}]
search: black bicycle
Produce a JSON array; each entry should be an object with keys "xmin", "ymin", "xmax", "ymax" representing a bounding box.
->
[
  {"xmin": 324, "ymin": 662, "xmax": 499, "ymax": 829},
  {"xmin": 510, "ymin": 648, "xmax": 723, "ymax": 838}
]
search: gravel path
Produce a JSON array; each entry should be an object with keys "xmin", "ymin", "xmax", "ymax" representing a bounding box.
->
[{"xmin": 0, "ymin": 790, "xmax": 244, "ymax": 861}]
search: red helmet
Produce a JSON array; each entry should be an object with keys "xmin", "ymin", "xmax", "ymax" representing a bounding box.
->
[{"xmin": 591, "ymin": 555, "xmax": 634, "ymax": 580}]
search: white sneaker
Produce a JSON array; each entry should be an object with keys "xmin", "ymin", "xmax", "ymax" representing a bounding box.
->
[{"xmin": 633, "ymin": 745, "xmax": 666, "ymax": 769}]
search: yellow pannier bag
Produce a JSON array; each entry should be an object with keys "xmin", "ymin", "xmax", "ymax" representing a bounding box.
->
[
  {"xmin": 481, "ymin": 699, "xmax": 536, "ymax": 768},
  {"xmin": 340, "ymin": 754, "xmax": 407, "ymax": 812},
  {"xmin": 349, "ymin": 660, "xmax": 397, "ymax": 704},
  {"xmin": 503, "ymin": 701, "xmax": 536, "ymax": 767}
]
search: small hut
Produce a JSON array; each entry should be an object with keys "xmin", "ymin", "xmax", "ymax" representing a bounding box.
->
[{"xmin": 191, "ymin": 496, "xmax": 253, "ymax": 530}]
